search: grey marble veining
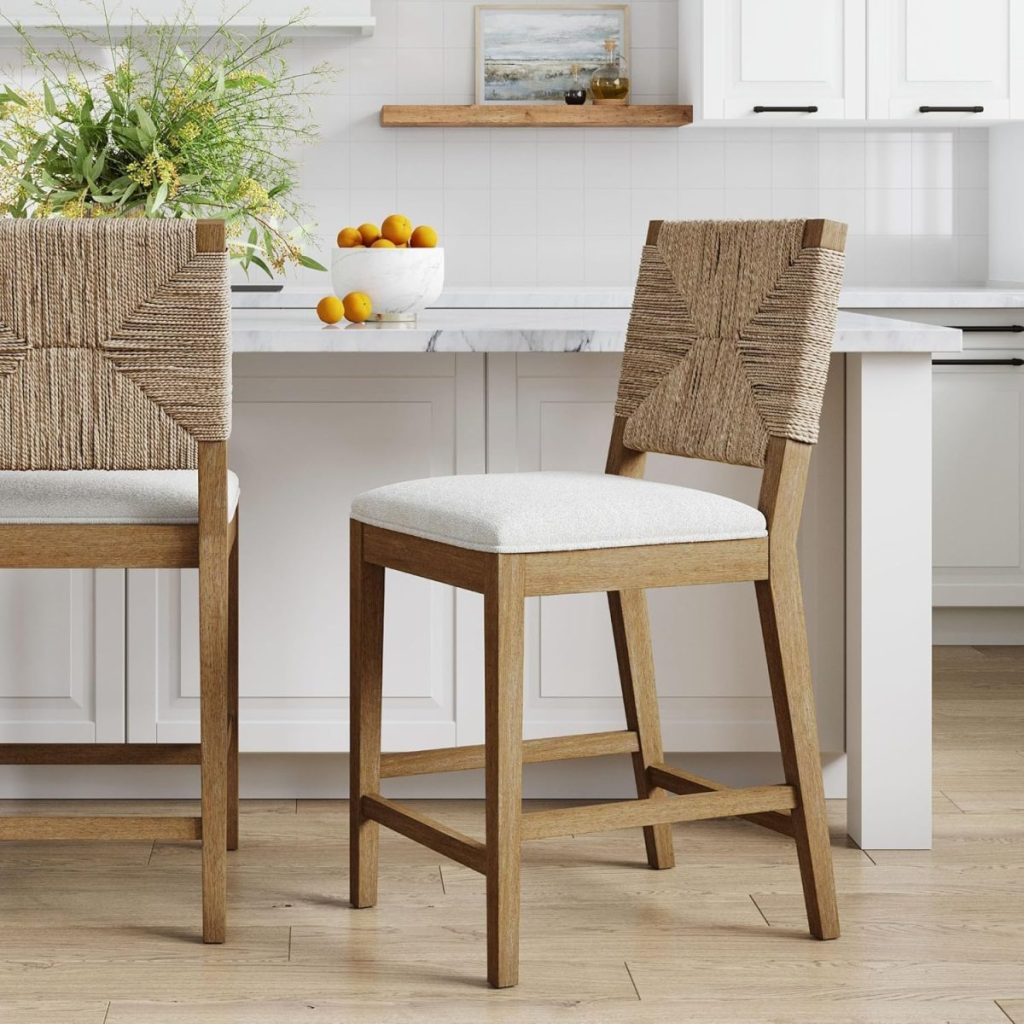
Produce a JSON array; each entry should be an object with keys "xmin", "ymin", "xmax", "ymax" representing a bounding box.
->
[{"xmin": 232, "ymin": 309, "xmax": 961, "ymax": 354}]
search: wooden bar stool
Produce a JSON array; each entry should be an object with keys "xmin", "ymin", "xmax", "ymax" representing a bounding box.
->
[
  {"xmin": 0, "ymin": 219, "xmax": 238, "ymax": 943},
  {"xmin": 350, "ymin": 218, "xmax": 847, "ymax": 988}
]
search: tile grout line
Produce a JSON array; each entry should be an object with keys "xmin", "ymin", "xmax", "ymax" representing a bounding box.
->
[
  {"xmin": 623, "ymin": 960, "xmax": 641, "ymax": 1001},
  {"xmin": 749, "ymin": 893, "xmax": 771, "ymax": 926}
]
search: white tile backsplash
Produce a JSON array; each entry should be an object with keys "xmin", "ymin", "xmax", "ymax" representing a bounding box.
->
[{"xmin": 2, "ymin": 0, "xmax": 989, "ymax": 288}]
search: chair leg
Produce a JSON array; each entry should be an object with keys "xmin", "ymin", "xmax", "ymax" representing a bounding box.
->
[
  {"xmin": 199, "ymin": 531, "xmax": 230, "ymax": 943},
  {"xmin": 227, "ymin": 514, "xmax": 240, "ymax": 852},
  {"xmin": 485, "ymin": 555, "xmax": 525, "ymax": 989},
  {"xmin": 608, "ymin": 589, "xmax": 675, "ymax": 870},
  {"xmin": 350, "ymin": 520, "xmax": 385, "ymax": 909},
  {"xmin": 756, "ymin": 564, "xmax": 840, "ymax": 941}
]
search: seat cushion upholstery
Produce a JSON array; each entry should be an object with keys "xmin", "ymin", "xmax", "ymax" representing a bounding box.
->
[
  {"xmin": 0, "ymin": 471, "xmax": 240, "ymax": 524},
  {"xmin": 352, "ymin": 472, "xmax": 766, "ymax": 554}
]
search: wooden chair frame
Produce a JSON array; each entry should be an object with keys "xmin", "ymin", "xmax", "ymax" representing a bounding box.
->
[
  {"xmin": 350, "ymin": 220, "xmax": 843, "ymax": 988},
  {"xmin": 0, "ymin": 222, "xmax": 238, "ymax": 944}
]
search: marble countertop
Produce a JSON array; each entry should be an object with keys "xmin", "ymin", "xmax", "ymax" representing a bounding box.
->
[
  {"xmin": 232, "ymin": 284, "xmax": 1024, "ymax": 311},
  {"xmin": 233, "ymin": 308, "xmax": 961, "ymax": 354}
]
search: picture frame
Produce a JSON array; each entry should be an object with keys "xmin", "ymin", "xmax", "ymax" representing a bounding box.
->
[{"xmin": 474, "ymin": 4, "xmax": 630, "ymax": 105}]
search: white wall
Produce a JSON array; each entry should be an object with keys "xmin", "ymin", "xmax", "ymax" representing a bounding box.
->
[
  {"xmin": 0, "ymin": 0, "xmax": 991, "ymax": 288},
  {"xmin": 287, "ymin": 0, "xmax": 989, "ymax": 288}
]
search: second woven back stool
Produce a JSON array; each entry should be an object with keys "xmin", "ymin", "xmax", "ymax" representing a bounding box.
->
[
  {"xmin": 349, "ymin": 218, "xmax": 847, "ymax": 988},
  {"xmin": 0, "ymin": 219, "xmax": 238, "ymax": 943}
]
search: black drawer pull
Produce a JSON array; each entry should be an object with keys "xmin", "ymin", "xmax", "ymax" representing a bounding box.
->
[
  {"xmin": 752, "ymin": 105, "xmax": 819, "ymax": 113},
  {"xmin": 933, "ymin": 358, "xmax": 1024, "ymax": 366},
  {"xmin": 947, "ymin": 324, "xmax": 1024, "ymax": 333},
  {"xmin": 919, "ymin": 105, "xmax": 984, "ymax": 113}
]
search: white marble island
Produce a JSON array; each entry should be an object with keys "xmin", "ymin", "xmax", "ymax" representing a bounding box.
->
[
  {"xmin": 233, "ymin": 307, "xmax": 958, "ymax": 355},
  {"xmin": 220, "ymin": 299, "xmax": 957, "ymax": 851}
]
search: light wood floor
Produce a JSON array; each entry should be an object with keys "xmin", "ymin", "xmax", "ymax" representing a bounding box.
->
[{"xmin": 0, "ymin": 646, "xmax": 1021, "ymax": 1023}]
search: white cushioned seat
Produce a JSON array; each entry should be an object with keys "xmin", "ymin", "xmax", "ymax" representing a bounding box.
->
[
  {"xmin": 0, "ymin": 471, "xmax": 240, "ymax": 524},
  {"xmin": 352, "ymin": 471, "xmax": 766, "ymax": 554}
]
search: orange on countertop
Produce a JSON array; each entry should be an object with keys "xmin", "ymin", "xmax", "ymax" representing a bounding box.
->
[
  {"xmin": 342, "ymin": 291, "xmax": 373, "ymax": 323},
  {"xmin": 316, "ymin": 295, "xmax": 344, "ymax": 324}
]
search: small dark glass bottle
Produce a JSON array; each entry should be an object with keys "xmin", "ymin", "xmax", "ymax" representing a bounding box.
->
[{"xmin": 564, "ymin": 63, "xmax": 587, "ymax": 105}]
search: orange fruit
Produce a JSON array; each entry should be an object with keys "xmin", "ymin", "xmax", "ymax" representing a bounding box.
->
[
  {"xmin": 358, "ymin": 222, "xmax": 381, "ymax": 245},
  {"xmin": 337, "ymin": 227, "xmax": 362, "ymax": 248},
  {"xmin": 410, "ymin": 224, "xmax": 438, "ymax": 248},
  {"xmin": 381, "ymin": 213, "xmax": 412, "ymax": 246},
  {"xmin": 370, "ymin": 238, "xmax": 396, "ymax": 248},
  {"xmin": 342, "ymin": 291, "xmax": 373, "ymax": 323},
  {"xmin": 316, "ymin": 295, "xmax": 344, "ymax": 324}
]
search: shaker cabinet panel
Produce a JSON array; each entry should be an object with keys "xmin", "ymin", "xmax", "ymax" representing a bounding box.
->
[
  {"xmin": 933, "ymin": 361, "xmax": 1024, "ymax": 605},
  {"xmin": 0, "ymin": 569, "xmax": 124, "ymax": 743},
  {"xmin": 867, "ymin": 0, "xmax": 1022, "ymax": 119},
  {"xmin": 126, "ymin": 354, "xmax": 485, "ymax": 752},
  {"xmin": 484, "ymin": 354, "xmax": 845, "ymax": 754},
  {"xmin": 693, "ymin": 0, "xmax": 866, "ymax": 120}
]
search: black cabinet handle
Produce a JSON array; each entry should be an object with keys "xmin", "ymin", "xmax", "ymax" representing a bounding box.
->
[
  {"xmin": 752, "ymin": 105, "xmax": 819, "ymax": 113},
  {"xmin": 933, "ymin": 358, "xmax": 1024, "ymax": 366},
  {"xmin": 919, "ymin": 105, "xmax": 984, "ymax": 113},
  {"xmin": 947, "ymin": 325, "xmax": 1024, "ymax": 333}
]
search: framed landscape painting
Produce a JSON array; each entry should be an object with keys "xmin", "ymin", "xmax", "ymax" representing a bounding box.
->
[{"xmin": 475, "ymin": 4, "xmax": 629, "ymax": 104}]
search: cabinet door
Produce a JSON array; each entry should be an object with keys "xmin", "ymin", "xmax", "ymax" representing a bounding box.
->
[
  {"xmin": 933, "ymin": 360, "xmax": 1024, "ymax": 605},
  {"xmin": 0, "ymin": 569, "xmax": 124, "ymax": 742},
  {"xmin": 700, "ymin": 0, "xmax": 866, "ymax": 120},
  {"xmin": 481, "ymin": 354, "xmax": 845, "ymax": 754},
  {"xmin": 867, "ymin": 0, "xmax": 1022, "ymax": 119},
  {"xmin": 126, "ymin": 354, "xmax": 485, "ymax": 752}
]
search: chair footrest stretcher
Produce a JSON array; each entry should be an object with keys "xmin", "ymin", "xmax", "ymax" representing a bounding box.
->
[
  {"xmin": 379, "ymin": 730, "xmax": 639, "ymax": 779},
  {"xmin": 0, "ymin": 815, "xmax": 202, "ymax": 841},
  {"xmin": 367, "ymin": 735, "xmax": 799, "ymax": 865}
]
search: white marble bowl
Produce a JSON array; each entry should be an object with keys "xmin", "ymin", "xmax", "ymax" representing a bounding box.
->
[{"xmin": 331, "ymin": 247, "xmax": 444, "ymax": 322}]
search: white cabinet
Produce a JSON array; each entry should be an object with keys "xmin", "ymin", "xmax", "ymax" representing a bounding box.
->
[
  {"xmin": 933, "ymin": 359, "xmax": 1024, "ymax": 603},
  {"xmin": 484, "ymin": 354, "xmax": 846, "ymax": 754},
  {"xmin": 126, "ymin": 354, "xmax": 485, "ymax": 752},
  {"xmin": 0, "ymin": 570, "xmax": 124, "ymax": 742},
  {"xmin": 857, "ymin": 306, "xmax": 1024, "ymax": 608},
  {"xmin": 867, "ymin": 0, "xmax": 1022, "ymax": 120},
  {"xmin": 681, "ymin": 0, "xmax": 866, "ymax": 120},
  {"xmin": 682, "ymin": 0, "xmax": 1023, "ymax": 123}
]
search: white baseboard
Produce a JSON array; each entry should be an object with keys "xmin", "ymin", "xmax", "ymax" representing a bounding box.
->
[
  {"xmin": 933, "ymin": 607, "xmax": 1024, "ymax": 645},
  {"xmin": 0, "ymin": 752, "xmax": 848, "ymax": 800}
]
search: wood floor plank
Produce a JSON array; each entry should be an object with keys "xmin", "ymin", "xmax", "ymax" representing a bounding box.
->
[
  {"xmin": 0, "ymin": 1000, "xmax": 110, "ymax": 1024},
  {"xmin": 0, "ymin": 644, "xmax": 1020, "ymax": 1018},
  {"xmin": 998, "ymin": 1000, "xmax": 1024, "ymax": 1024},
  {"xmin": 626, "ymin": 959, "xmax": 1020, "ymax": 1022}
]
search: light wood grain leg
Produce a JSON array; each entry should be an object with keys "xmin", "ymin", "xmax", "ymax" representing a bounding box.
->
[
  {"xmin": 199, "ymin": 443, "xmax": 229, "ymax": 943},
  {"xmin": 350, "ymin": 520, "xmax": 385, "ymax": 910},
  {"xmin": 227, "ymin": 511, "xmax": 239, "ymax": 852},
  {"xmin": 608, "ymin": 589, "xmax": 675, "ymax": 870},
  {"xmin": 756, "ymin": 566, "xmax": 839, "ymax": 941},
  {"xmin": 485, "ymin": 555, "xmax": 525, "ymax": 989}
]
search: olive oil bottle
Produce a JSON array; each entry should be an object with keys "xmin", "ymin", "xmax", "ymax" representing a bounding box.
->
[{"xmin": 590, "ymin": 37, "xmax": 629, "ymax": 105}]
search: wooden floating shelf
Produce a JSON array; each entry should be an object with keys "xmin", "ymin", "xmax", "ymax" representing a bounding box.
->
[{"xmin": 379, "ymin": 104, "xmax": 693, "ymax": 128}]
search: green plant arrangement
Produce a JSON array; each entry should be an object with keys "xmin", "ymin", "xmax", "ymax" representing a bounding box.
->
[{"xmin": 0, "ymin": 2, "xmax": 330, "ymax": 276}]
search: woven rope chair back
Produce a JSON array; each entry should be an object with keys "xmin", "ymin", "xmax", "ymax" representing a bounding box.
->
[
  {"xmin": 0, "ymin": 219, "xmax": 230, "ymax": 470},
  {"xmin": 615, "ymin": 219, "xmax": 846, "ymax": 469}
]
